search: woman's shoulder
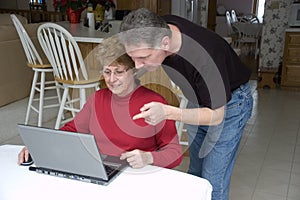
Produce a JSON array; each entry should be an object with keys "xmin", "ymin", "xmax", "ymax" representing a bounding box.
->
[
  {"xmin": 134, "ymin": 86, "xmax": 167, "ymax": 104},
  {"xmin": 91, "ymin": 88, "xmax": 111, "ymax": 100},
  {"xmin": 95, "ymin": 88, "xmax": 111, "ymax": 94}
]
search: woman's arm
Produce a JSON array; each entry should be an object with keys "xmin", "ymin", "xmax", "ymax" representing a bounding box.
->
[
  {"xmin": 150, "ymin": 119, "xmax": 183, "ymax": 168},
  {"xmin": 60, "ymin": 93, "xmax": 95, "ymax": 132},
  {"xmin": 120, "ymin": 119, "xmax": 183, "ymax": 169}
]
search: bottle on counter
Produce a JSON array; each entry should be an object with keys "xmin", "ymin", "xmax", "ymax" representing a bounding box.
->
[
  {"xmin": 94, "ymin": 3, "xmax": 105, "ymax": 22},
  {"xmin": 105, "ymin": 7, "xmax": 114, "ymax": 20},
  {"xmin": 87, "ymin": 2, "xmax": 95, "ymax": 30}
]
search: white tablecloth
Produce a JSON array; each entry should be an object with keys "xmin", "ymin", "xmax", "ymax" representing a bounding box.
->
[{"xmin": 0, "ymin": 145, "xmax": 212, "ymax": 200}]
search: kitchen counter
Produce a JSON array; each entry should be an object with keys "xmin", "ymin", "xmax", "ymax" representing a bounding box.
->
[
  {"xmin": 55, "ymin": 21, "xmax": 121, "ymax": 43},
  {"xmin": 285, "ymin": 28, "xmax": 300, "ymax": 32}
]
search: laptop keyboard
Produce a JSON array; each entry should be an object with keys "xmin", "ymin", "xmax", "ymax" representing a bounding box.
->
[{"xmin": 104, "ymin": 164, "xmax": 117, "ymax": 176}]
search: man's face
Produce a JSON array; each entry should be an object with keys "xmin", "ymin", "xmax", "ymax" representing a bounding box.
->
[{"xmin": 125, "ymin": 46, "xmax": 167, "ymax": 72}]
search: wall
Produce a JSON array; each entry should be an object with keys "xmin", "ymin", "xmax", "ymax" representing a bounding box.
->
[
  {"xmin": 0, "ymin": 1, "xmax": 17, "ymax": 9},
  {"xmin": 259, "ymin": 0, "xmax": 293, "ymax": 70},
  {"xmin": 16, "ymin": 0, "xmax": 29, "ymax": 10},
  {"xmin": 217, "ymin": 0, "xmax": 253, "ymax": 15},
  {"xmin": 199, "ymin": 0, "xmax": 208, "ymax": 28},
  {"xmin": 0, "ymin": 0, "xmax": 58, "ymax": 11},
  {"xmin": 210, "ymin": 0, "xmax": 293, "ymax": 71},
  {"xmin": 214, "ymin": 0, "xmax": 293, "ymax": 71},
  {"xmin": 0, "ymin": 0, "xmax": 293, "ymax": 71}
]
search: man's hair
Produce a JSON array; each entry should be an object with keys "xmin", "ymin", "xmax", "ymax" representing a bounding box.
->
[
  {"xmin": 119, "ymin": 8, "xmax": 171, "ymax": 48},
  {"xmin": 96, "ymin": 35, "xmax": 134, "ymax": 69}
]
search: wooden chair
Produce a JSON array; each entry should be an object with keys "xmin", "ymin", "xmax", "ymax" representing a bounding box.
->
[
  {"xmin": 240, "ymin": 13, "xmax": 260, "ymax": 24},
  {"xmin": 170, "ymin": 81, "xmax": 188, "ymax": 146},
  {"xmin": 225, "ymin": 11, "xmax": 240, "ymax": 53},
  {"xmin": 10, "ymin": 14, "xmax": 61, "ymax": 127},
  {"xmin": 37, "ymin": 23, "xmax": 100, "ymax": 129},
  {"xmin": 231, "ymin": 10, "xmax": 238, "ymax": 23},
  {"xmin": 231, "ymin": 22, "xmax": 262, "ymax": 59}
]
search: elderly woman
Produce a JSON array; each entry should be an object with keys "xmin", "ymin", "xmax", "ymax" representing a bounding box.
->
[{"xmin": 18, "ymin": 36, "xmax": 182, "ymax": 169}]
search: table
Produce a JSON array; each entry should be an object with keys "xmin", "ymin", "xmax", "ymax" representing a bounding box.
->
[
  {"xmin": 232, "ymin": 22, "xmax": 263, "ymax": 38},
  {"xmin": 0, "ymin": 145, "xmax": 212, "ymax": 200},
  {"xmin": 231, "ymin": 22, "xmax": 263, "ymax": 59},
  {"xmin": 56, "ymin": 21, "xmax": 120, "ymax": 43}
]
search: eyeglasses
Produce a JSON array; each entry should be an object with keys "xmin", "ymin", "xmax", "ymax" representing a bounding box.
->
[{"xmin": 101, "ymin": 68, "xmax": 131, "ymax": 78}]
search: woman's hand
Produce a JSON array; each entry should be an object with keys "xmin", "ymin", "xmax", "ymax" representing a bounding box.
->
[
  {"xmin": 120, "ymin": 149, "xmax": 153, "ymax": 168},
  {"xmin": 18, "ymin": 146, "xmax": 30, "ymax": 165}
]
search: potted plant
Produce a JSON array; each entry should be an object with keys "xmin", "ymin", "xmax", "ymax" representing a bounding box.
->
[{"xmin": 53, "ymin": 0, "xmax": 88, "ymax": 23}]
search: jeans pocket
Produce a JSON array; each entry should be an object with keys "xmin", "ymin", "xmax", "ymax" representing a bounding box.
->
[{"xmin": 225, "ymin": 96, "xmax": 242, "ymax": 119}]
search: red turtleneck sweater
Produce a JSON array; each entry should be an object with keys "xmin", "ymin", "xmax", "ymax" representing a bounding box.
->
[{"xmin": 61, "ymin": 86, "xmax": 183, "ymax": 168}]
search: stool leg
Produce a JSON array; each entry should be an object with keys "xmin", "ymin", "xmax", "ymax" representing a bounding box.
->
[
  {"xmin": 25, "ymin": 71, "xmax": 38, "ymax": 125},
  {"xmin": 79, "ymin": 88, "xmax": 86, "ymax": 109},
  {"xmin": 55, "ymin": 87, "xmax": 69, "ymax": 129},
  {"xmin": 55, "ymin": 81, "xmax": 64, "ymax": 120},
  {"xmin": 68, "ymin": 92, "xmax": 76, "ymax": 118},
  {"xmin": 38, "ymin": 71, "xmax": 46, "ymax": 127},
  {"xmin": 55, "ymin": 81, "xmax": 62, "ymax": 104}
]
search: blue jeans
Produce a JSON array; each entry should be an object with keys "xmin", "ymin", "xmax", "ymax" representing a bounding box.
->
[{"xmin": 186, "ymin": 82, "xmax": 253, "ymax": 200}]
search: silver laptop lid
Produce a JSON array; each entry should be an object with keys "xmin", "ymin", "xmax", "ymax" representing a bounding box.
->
[{"xmin": 17, "ymin": 124, "xmax": 109, "ymax": 180}]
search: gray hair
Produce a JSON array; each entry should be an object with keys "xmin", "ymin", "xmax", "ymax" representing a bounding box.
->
[
  {"xmin": 95, "ymin": 35, "xmax": 134, "ymax": 68},
  {"xmin": 119, "ymin": 8, "xmax": 171, "ymax": 48}
]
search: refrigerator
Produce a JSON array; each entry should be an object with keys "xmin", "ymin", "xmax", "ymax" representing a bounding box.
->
[{"xmin": 171, "ymin": 0, "xmax": 202, "ymax": 25}]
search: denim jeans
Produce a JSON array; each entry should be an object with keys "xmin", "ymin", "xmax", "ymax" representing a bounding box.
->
[{"xmin": 186, "ymin": 82, "xmax": 253, "ymax": 200}]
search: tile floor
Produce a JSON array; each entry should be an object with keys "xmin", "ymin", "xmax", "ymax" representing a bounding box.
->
[
  {"xmin": 0, "ymin": 80, "xmax": 300, "ymax": 200},
  {"xmin": 171, "ymin": 80, "xmax": 300, "ymax": 200}
]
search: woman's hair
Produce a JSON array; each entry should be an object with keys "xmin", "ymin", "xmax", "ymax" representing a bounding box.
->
[
  {"xmin": 96, "ymin": 35, "xmax": 135, "ymax": 69},
  {"xmin": 119, "ymin": 8, "xmax": 171, "ymax": 48}
]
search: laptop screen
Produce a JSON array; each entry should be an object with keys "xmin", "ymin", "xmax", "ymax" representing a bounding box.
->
[{"xmin": 17, "ymin": 124, "xmax": 125, "ymax": 183}]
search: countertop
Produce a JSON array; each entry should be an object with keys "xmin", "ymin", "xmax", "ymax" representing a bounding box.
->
[
  {"xmin": 55, "ymin": 21, "xmax": 118, "ymax": 43},
  {"xmin": 285, "ymin": 27, "xmax": 300, "ymax": 32}
]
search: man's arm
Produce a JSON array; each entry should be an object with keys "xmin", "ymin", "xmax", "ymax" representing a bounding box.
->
[{"xmin": 133, "ymin": 102, "xmax": 224, "ymax": 126}]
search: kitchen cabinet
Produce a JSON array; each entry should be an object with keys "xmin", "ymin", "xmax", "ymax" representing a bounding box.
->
[
  {"xmin": 281, "ymin": 29, "xmax": 300, "ymax": 90},
  {"xmin": 116, "ymin": 0, "xmax": 171, "ymax": 15},
  {"xmin": 207, "ymin": 0, "xmax": 216, "ymax": 31}
]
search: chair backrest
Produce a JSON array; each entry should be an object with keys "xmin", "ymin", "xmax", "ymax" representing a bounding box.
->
[
  {"xmin": 225, "ymin": 11, "xmax": 232, "ymax": 24},
  {"xmin": 225, "ymin": 11, "xmax": 233, "ymax": 35},
  {"xmin": 10, "ymin": 14, "xmax": 43, "ymax": 65},
  {"xmin": 242, "ymin": 13, "xmax": 260, "ymax": 24},
  {"xmin": 231, "ymin": 10, "xmax": 238, "ymax": 23},
  {"xmin": 37, "ymin": 23, "xmax": 89, "ymax": 82}
]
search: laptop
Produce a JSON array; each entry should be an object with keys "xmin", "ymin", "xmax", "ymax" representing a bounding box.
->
[{"xmin": 17, "ymin": 124, "xmax": 127, "ymax": 185}]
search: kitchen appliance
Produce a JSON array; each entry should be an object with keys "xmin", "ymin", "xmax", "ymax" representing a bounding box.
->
[
  {"xmin": 289, "ymin": 2, "xmax": 300, "ymax": 27},
  {"xmin": 115, "ymin": 10, "xmax": 131, "ymax": 20},
  {"xmin": 171, "ymin": 0, "xmax": 202, "ymax": 24}
]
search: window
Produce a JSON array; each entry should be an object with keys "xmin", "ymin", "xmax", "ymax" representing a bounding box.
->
[{"xmin": 256, "ymin": 0, "xmax": 265, "ymax": 23}]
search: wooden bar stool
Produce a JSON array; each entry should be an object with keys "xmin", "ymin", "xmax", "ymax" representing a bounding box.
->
[{"xmin": 11, "ymin": 14, "xmax": 61, "ymax": 127}]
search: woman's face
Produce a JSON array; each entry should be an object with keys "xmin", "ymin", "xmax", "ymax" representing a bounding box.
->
[{"xmin": 102, "ymin": 64, "xmax": 135, "ymax": 96}]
